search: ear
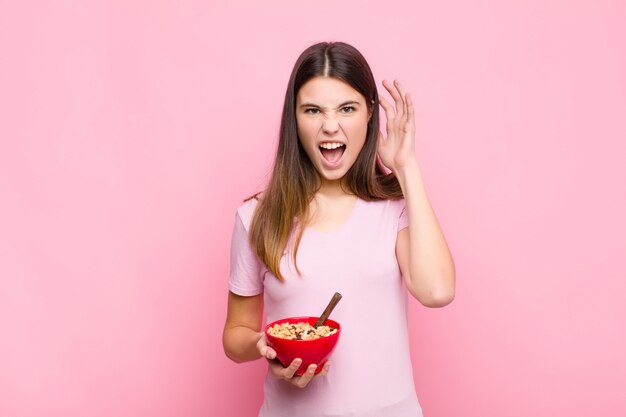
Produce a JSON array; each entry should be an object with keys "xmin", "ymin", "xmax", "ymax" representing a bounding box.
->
[{"xmin": 368, "ymin": 99, "xmax": 376, "ymax": 121}]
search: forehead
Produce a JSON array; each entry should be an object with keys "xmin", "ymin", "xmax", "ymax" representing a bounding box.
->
[{"xmin": 296, "ymin": 76, "xmax": 365, "ymax": 105}]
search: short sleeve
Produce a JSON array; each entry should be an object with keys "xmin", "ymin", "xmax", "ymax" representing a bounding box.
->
[
  {"xmin": 228, "ymin": 211, "xmax": 264, "ymax": 296},
  {"xmin": 398, "ymin": 200, "xmax": 409, "ymax": 231}
]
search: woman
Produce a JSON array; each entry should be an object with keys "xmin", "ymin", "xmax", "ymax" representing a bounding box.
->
[{"xmin": 223, "ymin": 41, "xmax": 455, "ymax": 417}]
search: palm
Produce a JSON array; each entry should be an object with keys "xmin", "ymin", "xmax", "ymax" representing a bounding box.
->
[{"xmin": 377, "ymin": 79, "xmax": 416, "ymax": 173}]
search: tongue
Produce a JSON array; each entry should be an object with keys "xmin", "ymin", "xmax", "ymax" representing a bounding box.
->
[{"xmin": 320, "ymin": 147, "xmax": 345, "ymax": 163}]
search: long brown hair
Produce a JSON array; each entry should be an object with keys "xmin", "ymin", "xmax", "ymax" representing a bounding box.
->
[{"xmin": 249, "ymin": 41, "xmax": 403, "ymax": 280}]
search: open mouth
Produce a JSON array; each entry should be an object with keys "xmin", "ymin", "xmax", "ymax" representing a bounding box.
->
[{"xmin": 319, "ymin": 142, "xmax": 346, "ymax": 164}]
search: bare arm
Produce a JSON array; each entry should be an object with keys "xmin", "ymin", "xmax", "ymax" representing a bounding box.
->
[
  {"xmin": 395, "ymin": 164, "xmax": 455, "ymax": 307},
  {"xmin": 378, "ymin": 79, "xmax": 455, "ymax": 307},
  {"xmin": 222, "ymin": 291, "xmax": 264, "ymax": 363}
]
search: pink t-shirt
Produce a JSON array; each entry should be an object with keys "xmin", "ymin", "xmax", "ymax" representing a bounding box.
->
[{"xmin": 229, "ymin": 197, "xmax": 423, "ymax": 417}]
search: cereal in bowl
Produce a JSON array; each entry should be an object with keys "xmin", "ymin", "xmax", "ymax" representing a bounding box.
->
[{"xmin": 268, "ymin": 322, "xmax": 337, "ymax": 340}]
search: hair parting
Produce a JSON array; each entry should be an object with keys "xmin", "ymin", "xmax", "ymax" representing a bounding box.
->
[{"xmin": 248, "ymin": 41, "xmax": 403, "ymax": 281}]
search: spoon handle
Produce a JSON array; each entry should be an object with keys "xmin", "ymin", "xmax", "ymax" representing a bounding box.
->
[{"xmin": 314, "ymin": 292, "xmax": 342, "ymax": 327}]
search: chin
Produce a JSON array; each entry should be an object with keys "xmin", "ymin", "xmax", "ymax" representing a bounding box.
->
[{"xmin": 319, "ymin": 170, "xmax": 348, "ymax": 183}]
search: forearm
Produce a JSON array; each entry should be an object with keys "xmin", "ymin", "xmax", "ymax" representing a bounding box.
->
[
  {"xmin": 223, "ymin": 325, "xmax": 263, "ymax": 363},
  {"xmin": 396, "ymin": 159, "xmax": 456, "ymax": 306}
]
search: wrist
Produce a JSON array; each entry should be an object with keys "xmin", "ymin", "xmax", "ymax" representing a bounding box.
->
[{"xmin": 393, "ymin": 158, "xmax": 421, "ymax": 182}]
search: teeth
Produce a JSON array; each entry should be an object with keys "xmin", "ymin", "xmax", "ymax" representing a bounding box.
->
[{"xmin": 319, "ymin": 142, "xmax": 345, "ymax": 150}]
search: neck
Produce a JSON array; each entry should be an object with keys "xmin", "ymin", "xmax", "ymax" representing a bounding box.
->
[{"xmin": 316, "ymin": 178, "xmax": 353, "ymax": 199}]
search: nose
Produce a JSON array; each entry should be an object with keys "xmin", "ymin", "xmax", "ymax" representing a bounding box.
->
[{"xmin": 321, "ymin": 115, "xmax": 340, "ymax": 135}]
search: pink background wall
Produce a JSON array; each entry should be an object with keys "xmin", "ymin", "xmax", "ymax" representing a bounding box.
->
[{"xmin": 1, "ymin": 1, "xmax": 625, "ymax": 416}]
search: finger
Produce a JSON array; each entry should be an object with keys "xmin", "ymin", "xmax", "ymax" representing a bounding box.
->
[
  {"xmin": 382, "ymin": 78, "xmax": 401, "ymax": 102},
  {"xmin": 384, "ymin": 79, "xmax": 404, "ymax": 118},
  {"xmin": 258, "ymin": 344, "xmax": 267, "ymax": 357},
  {"xmin": 256, "ymin": 332, "xmax": 268, "ymax": 346},
  {"xmin": 283, "ymin": 358, "xmax": 303, "ymax": 379},
  {"xmin": 378, "ymin": 97, "xmax": 397, "ymax": 138},
  {"xmin": 318, "ymin": 361, "xmax": 331, "ymax": 377},
  {"xmin": 268, "ymin": 360, "xmax": 285, "ymax": 378},
  {"xmin": 383, "ymin": 80, "xmax": 402, "ymax": 114},
  {"xmin": 394, "ymin": 79, "xmax": 407, "ymax": 95},
  {"xmin": 268, "ymin": 358, "xmax": 289, "ymax": 378},
  {"xmin": 296, "ymin": 364, "xmax": 317, "ymax": 388},
  {"xmin": 394, "ymin": 80, "xmax": 409, "ymax": 121},
  {"xmin": 257, "ymin": 336, "xmax": 277, "ymax": 360},
  {"xmin": 264, "ymin": 347, "xmax": 276, "ymax": 360},
  {"xmin": 378, "ymin": 96, "xmax": 395, "ymax": 121},
  {"xmin": 378, "ymin": 130, "xmax": 385, "ymax": 146},
  {"xmin": 405, "ymin": 92, "xmax": 415, "ymax": 132}
]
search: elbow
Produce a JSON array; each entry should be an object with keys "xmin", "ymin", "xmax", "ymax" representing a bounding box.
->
[
  {"xmin": 222, "ymin": 343, "xmax": 239, "ymax": 363},
  {"xmin": 420, "ymin": 287, "xmax": 455, "ymax": 308},
  {"xmin": 409, "ymin": 272, "xmax": 456, "ymax": 308},
  {"xmin": 223, "ymin": 346, "xmax": 248, "ymax": 364},
  {"xmin": 417, "ymin": 264, "xmax": 456, "ymax": 308},
  {"xmin": 224, "ymin": 351, "xmax": 246, "ymax": 364},
  {"xmin": 222, "ymin": 332, "xmax": 244, "ymax": 363}
]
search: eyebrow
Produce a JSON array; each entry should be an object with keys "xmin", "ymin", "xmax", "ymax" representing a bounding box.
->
[{"xmin": 299, "ymin": 100, "xmax": 361, "ymax": 109}]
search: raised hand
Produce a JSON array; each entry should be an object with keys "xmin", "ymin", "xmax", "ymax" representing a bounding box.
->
[{"xmin": 377, "ymin": 79, "xmax": 417, "ymax": 174}]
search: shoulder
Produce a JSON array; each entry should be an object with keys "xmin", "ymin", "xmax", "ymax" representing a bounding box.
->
[
  {"xmin": 359, "ymin": 197, "xmax": 406, "ymax": 215},
  {"xmin": 387, "ymin": 197, "xmax": 406, "ymax": 211},
  {"xmin": 352, "ymin": 197, "xmax": 407, "ymax": 233},
  {"xmin": 236, "ymin": 196, "xmax": 260, "ymax": 231}
]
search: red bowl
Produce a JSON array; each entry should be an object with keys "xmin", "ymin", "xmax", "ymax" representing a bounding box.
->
[{"xmin": 264, "ymin": 316, "xmax": 341, "ymax": 376}]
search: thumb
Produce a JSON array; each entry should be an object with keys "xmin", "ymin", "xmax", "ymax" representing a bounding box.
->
[
  {"xmin": 264, "ymin": 347, "xmax": 277, "ymax": 360},
  {"xmin": 257, "ymin": 334, "xmax": 277, "ymax": 360},
  {"xmin": 259, "ymin": 344, "xmax": 276, "ymax": 360}
]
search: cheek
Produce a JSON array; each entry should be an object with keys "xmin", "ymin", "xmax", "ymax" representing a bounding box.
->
[
  {"xmin": 346, "ymin": 118, "xmax": 369, "ymax": 143},
  {"xmin": 297, "ymin": 120, "xmax": 319, "ymax": 145}
]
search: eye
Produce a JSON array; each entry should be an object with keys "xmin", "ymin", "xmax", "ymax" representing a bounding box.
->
[
  {"xmin": 304, "ymin": 108, "xmax": 320, "ymax": 114},
  {"xmin": 340, "ymin": 106, "xmax": 356, "ymax": 114}
]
